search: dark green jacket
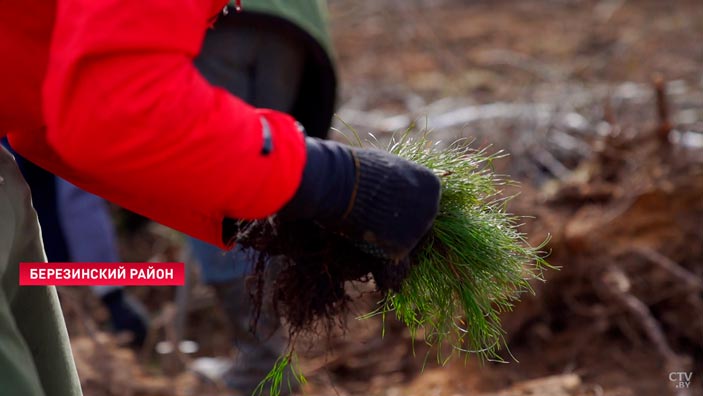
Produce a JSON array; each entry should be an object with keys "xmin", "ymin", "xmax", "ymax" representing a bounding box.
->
[
  {"xmin": 234, "ymin": 0, "xmax": 333, "ymax": 57},
  {"xmin": 230, "ymin": 0, "xmax": 337, "ymax": 138}
]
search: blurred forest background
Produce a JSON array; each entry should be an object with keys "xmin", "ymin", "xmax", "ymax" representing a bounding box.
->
[{"xmin": 62, "ymin": 0, "xmax": 702, "ymax": 395}]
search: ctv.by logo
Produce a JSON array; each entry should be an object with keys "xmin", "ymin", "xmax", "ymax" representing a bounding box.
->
[{"xmin": 669, "ymin": 372, "xmax": 693, "ymax": 389}]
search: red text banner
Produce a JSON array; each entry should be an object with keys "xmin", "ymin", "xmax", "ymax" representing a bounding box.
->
[{"xmin": 19, "ymin": 263, "xmax": 185, "ymax": 286}]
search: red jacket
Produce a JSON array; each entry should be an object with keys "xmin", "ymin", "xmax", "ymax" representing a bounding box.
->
[{"xmin": 0, "ymin": 0, "xmax": 306, "ymax": 249}]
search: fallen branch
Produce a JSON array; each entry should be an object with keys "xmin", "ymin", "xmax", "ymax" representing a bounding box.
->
[
  {"xmin": 631, "ymin": 247, "xmax": 703, "ymax": 291},
  {"xmin": 596, "ymin": 265, "xmax": 692, "ymax": 396},
  {"xmin": 653, "ymin": 75, "xmax": 672, "ymax": 143}
]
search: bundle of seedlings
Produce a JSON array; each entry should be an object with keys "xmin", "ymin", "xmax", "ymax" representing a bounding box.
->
[{"xmin": 231, "ymin": 132, "xmax": 550, "ymax": 395}]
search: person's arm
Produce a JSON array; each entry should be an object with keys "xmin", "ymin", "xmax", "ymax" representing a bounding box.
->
[
  {"xmin": 10, "ymin": 0, "xmax": 306, "ymax": 248},
  {"xmin": 12, "ymin": 0, "xmax": 441, "ymax": 259}
]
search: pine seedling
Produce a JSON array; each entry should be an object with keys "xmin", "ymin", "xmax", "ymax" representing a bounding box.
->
[
  {"xmin": 256, "ymin": 130, "xmax": 551, "ymax": 395},
  {"xmin": 374, "ymin": 131, "xmax": 550, "ymax": 364}
]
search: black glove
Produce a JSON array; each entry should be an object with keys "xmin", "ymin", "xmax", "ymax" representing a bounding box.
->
[{"xmin": 278, "ymin": 138, "xmax": 441, "ymax": 261}]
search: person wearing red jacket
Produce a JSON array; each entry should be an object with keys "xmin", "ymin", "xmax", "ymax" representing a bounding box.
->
[{"xmin": 0, "ymin": 1, "xmax": 441, "ymax": 395}]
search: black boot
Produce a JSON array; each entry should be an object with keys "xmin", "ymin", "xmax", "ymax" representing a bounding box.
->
[
  {"xmin": 211, "ymin": 257, "xmax": 298, "ymax": 396},
  {"xmin": 101, "ymin": 289, "xmax": 149, "ymax": 348}
]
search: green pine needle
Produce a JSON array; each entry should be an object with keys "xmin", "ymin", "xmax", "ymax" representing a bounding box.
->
[
  {"xmin": 254, "ymin": 353, "xmax": 307, "ymax": 396},
  {"xmin": 376, "ymin": 131, "xmax": 551, "ymax": 363}
]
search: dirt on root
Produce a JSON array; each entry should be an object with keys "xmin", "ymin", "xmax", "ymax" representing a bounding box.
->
[{"xmin": 226, "ymin": 217, "xmax": 411, "ymax": 335}]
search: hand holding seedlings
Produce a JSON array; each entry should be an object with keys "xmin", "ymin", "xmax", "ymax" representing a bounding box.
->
[
  {"xmin": 232, "ymin": 136, "xmax": 442, "ymax": 263},
  {"xmin": 232, "ymin": 133, "xmax": 550, "ymax": 396},
  {"xmin": 282, "ymin": 137, "xmax": 442, "ymax": 262}
]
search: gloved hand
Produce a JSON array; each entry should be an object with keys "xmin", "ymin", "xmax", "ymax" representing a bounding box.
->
[{"xmin": 277, "ymin": 137, "xmax": 441, "ymax": 261}]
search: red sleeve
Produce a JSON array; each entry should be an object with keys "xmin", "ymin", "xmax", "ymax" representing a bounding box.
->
[{"xmin": 10, "ymin": 0, "xmax": 306, "ymax": 249}]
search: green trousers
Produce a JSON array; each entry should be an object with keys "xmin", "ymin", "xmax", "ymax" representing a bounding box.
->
[{"xmin": 0, "ymin": 146, "xmax": 82, "ymax": 395}]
